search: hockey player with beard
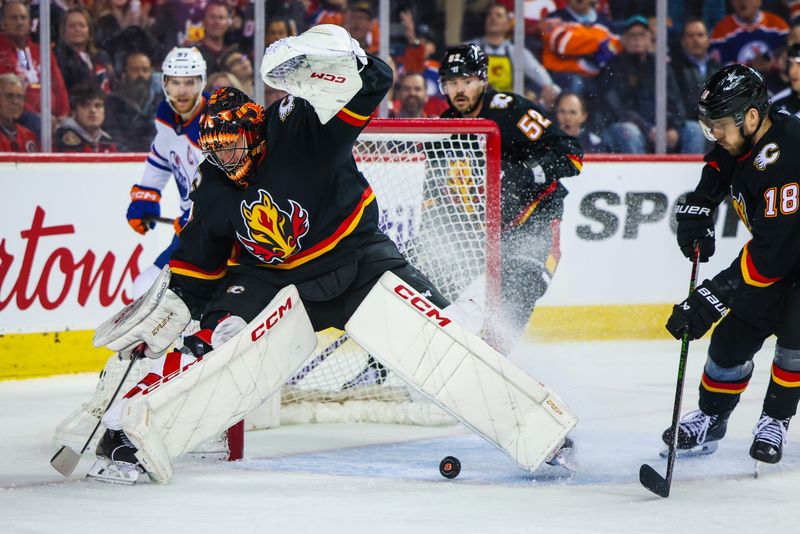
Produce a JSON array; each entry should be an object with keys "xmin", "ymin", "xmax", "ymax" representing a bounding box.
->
[
  {"xmin": 437, "ymin": 43, "xmax": 584, "ymax": 355},
  {"xmin": 79, "ymin": 25, "xmax": 576, "ymax": 484},
  {"xmin": 126, "ymin": 46, "xmax": 210, "ymax": 297},
  {"xmin": 664, "ymin": 64, "xmax": 800, "ymax": 465}
]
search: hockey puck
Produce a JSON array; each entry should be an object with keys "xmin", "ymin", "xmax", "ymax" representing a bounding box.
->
[{"xmin": 439, "ymin": 456, "xmax": 461, "ymax": 479}]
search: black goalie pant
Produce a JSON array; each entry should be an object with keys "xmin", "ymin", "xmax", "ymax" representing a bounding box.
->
[
  {"xmin": 199, "ymin": 235, "xmax": 449, "ymax": 334},
  {"xmin": 700, "ymin": 280, "xmax": 800, "ymax": 420}
]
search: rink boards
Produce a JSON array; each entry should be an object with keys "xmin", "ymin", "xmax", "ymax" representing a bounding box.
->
[{"xmin": 0, "ymin": 154, "xmax": 749, "ymax": 378}]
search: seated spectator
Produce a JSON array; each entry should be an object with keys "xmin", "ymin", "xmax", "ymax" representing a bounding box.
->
[
  {"xmin": 148, "ymin": 0, "xmax": 198, "ymax": 58},
  {"xmin": 390, "ymin": 72, "xmax": 431, "ymax": 118},
  {"xmin": 222, "ymin": 0, "xmax": 254, "ymax": 52},
  {"xmin": 599, "ymin": 16, "xmax": 684, "ymax": 153},
  {"xmin": 0, "ymin": 73, "xmax": 38, "ymax": 152},
  {"xmin": 219, "ymin": 49, "xmax": 254, "ymax": 96},
  {"xmin": 194, "ymin": 1, "xmax": 235, "ymax": 75},
  {"xmin": 672, "ymin": 17, "xmax": 720, "ymax": 153},
  {"xmin": 789, "ymin": 16, "xmax": 800, "ymax": 45},
  {"xmin": 56, "ymin": 6, "xmax": 113, "ymax": 96},
  {"xmin": 772, "ymin": 44, "xmax": 800, "ymax": 116},
  {"xmin": 0, "ymin": 0, "xmax": 70, "ymax": 121},
  {"xmin": 266, "ymin": 17, "xmax": 296, "ymax": 48},
  {"xmin": 469, "ymin": 3, "xmax": 559, "ymax": 109},
  {"xmin": 541, "ymin": 0, "xmax": 620, "ymax": 98},
  {"xmin": 56, "ymin": 85, "xmax": 117, "ymax": 153},
  {"xmin": 92, "ymin": 0, "xmax": 147, "ymax": 52},
  {"xmin": 556, "ymin": 91, "xmax": 608, "ymax": 153},
  {"xmin": 266, "ymin": 0, "xmax": 307, "ymax": 34},
  {"xmin": 205, "ymin": 70, "xmax": 246, "ymax": 94},
  {"xmin": 711, "ymin": 0, "xmax": 788, "ymax": 74},
  {"xmin": 397, "ymin": 10, "xmax": 447, "ymax": 110},
  {"xmin": 103, "ymin": 51, "xmax": 159, "ymax": 152},
  {"xmin": 343, "ymin": 2, "xmax": 379, "ymax": 55},
  {"xmin": 310, "ymin": 0, "xmax": 347, "ymax": 29}
]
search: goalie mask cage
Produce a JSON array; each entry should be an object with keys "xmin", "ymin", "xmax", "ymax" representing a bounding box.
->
[{"xmin": 232, "ymin": 118, "xmax": 503, "ymax": 443}]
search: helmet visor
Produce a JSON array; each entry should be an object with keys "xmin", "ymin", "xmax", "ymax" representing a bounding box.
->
[{"xmin": 697, "ymin": 115, "xmax": 737, "ymax": 142}]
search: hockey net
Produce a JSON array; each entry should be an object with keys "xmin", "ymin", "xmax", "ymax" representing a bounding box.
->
[{"xmin": 273, "ymin": 118, "xmax": 501, "ymax": 427}]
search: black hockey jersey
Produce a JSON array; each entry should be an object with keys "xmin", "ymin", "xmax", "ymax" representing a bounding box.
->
[
  {"xmin": 695, "ymin": 109, "xmax": 800, "ymax": 305},
  {"xmin": 441, "ymin": 89, "xmax": 583, "ymax": 227},
  {"xmin": 168, "ymin": 57, "xmax": 393, "ymax": 316},
  {"xmin": 771, "ymin": 89, "xmax": 800, "ymax": 118}
]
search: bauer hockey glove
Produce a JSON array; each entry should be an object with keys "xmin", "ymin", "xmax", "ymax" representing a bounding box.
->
[
  {"xmin": 127, "ymin": 185, "xmax": 161, "ymax": 234},
  {"xmin": 675, "ymin": 192, "xmax": 716, "ymax": 262},
  {"xmin": 666, "ymin": 280, "xmax": 728, "ymax": 340}
]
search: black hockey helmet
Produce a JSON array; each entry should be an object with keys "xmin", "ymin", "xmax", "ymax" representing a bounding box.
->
[
  {"xmin": 438, "ymin": 43, "xmax": 488, "ymax": 82},
  {"xmin": 200, "ymin": 86, "xmax": 266, "ymax": 187},
  {"xmin": 698, "ymin": 64, "xmax": 769, "ymax": 125}
]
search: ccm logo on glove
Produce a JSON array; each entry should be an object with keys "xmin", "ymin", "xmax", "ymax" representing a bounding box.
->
[{"xmin": 311, "ymin": 72, "xmax": 346, "ymax": 83}]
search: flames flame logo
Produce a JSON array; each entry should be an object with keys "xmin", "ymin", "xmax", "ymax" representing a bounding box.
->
[
  {"xmin": 237, "ymin": 190, "xmax": 310, "ymax": 264},
  {"xmin": 732, "ymin": 191, "xmax": 752, "ymax": 232}
]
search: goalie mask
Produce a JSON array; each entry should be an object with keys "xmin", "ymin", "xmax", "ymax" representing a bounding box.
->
[{"xmin": 200, "ymin": 87, "xmax": 266, "ymax": 188}]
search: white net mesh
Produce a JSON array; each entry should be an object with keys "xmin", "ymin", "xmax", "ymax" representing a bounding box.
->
[{"xmin": 279, "ymin": 125, "xmax": 496, "ymax": 425}]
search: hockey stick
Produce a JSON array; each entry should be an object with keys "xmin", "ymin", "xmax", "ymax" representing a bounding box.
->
[
  {"xmin": 143, "ymin": 216, "xmax": 178, "ymax": 225},
  {"xmin": 639, "ymin": 243, "xmax": 701, "ymax": 498},
  {"xmin": 285, "ymin": 332, "xmax": 350, "ymax": 386},
  {"xmin": 50, "ymin": 344, "xmax": 146, "ymax": 477}
]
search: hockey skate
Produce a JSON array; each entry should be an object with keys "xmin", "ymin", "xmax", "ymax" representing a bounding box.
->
[
  {"xmin": 545, "ymin": 437, "xmax": 576, "ymax": 471},
  {"xmin": 660, "ymin": 409, "xmax": 730, "ymax": 458},
  {"xmin": 750, "ymin": 412, "xmax": 790, "ymax": 465},
  {"xmin": 342, "ymin": 356, "xmax": 389, "ymax": 389},
  {"xmin": 86, "ymin": 429, "xmax": 146, "ymax": 485}
]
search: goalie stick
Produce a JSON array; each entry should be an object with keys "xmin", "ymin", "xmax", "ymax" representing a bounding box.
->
[
  {"xmin": 639, "ymin": 243, "xmax": 701, "ymax": 498},
  {"xmin": 50, "ymin": 345, "xmax": 145, "ymax": 477},
  {"xmin": 285, "ymin": 332, "xmax": 350, "ymax": 386}
]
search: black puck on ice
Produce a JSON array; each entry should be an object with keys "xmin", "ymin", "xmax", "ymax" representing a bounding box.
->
[{"xmin": 439, "ymin": 456, "xmax": 461, "ymax": 479}]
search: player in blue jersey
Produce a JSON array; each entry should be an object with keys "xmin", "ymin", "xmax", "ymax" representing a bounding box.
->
[{"xmin": 126, "ymin": 46, "xmax": 210, "ymax": 297}]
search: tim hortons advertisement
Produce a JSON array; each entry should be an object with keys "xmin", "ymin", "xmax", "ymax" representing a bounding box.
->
[
  {"xmin": 1, "ymin": 158, "xmax": 179, "ymax": 334},
  {"xmin": 1, "ymin": 157, "xmax": 750, "ymax": 334}
]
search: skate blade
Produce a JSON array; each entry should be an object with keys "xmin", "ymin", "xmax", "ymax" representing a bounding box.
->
[
  {"xmin": 545, "ymin": 441, "xmax": 577, "ymax": 471},
  {"xmin": 659, "ymin": 441, "xmax": 718, "ymax": 459},
  {"xmin": 86, "ymin": 458, "xmax": 142, "ymax": 485}
]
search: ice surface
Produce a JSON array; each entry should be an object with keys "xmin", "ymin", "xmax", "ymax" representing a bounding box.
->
[{"xmin": 1, "ymin": 338, "xmax": 796, "ymax": 534}]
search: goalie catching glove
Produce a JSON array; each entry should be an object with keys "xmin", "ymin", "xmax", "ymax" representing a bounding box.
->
[
  {"xmin": 260, "ymin": 24, "xmax": 367, "ymax": 124},
  {"xmin": 93, "ymin": 266, "xmax": 191, "ymax": 359}
]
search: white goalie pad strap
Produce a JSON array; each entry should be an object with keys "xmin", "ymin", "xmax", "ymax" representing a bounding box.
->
[
  {"xmin": 345, "ymin": 272, "xmax": 578, "ymax": 472},
  {"xmin": 120, "ymin": 285, "xmax": 317, "ymax": 483},
  {"xmin": 260, "ymin": 24, "xmax": 364, "ymax": 124},
  {"xmin": 93, "ymin": 267, "xmax": 191, "ymax": 358}
]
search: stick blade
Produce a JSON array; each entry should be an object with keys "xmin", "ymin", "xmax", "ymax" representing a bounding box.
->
[
  {"xmin": 639, "ymin": 464, "xmax": 670, "ymax": 498},
  {"xmin": 50, "ymin": 445, "xmax": 81, "ymax": 477}
]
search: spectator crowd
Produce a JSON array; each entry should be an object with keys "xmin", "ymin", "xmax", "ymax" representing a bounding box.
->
[{"xmin": 2, "ymin": 0, "xmax": 800, "ymax": 154}]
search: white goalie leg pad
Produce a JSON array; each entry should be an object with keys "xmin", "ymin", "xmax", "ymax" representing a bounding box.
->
[
  {"xmin": 93, "ymin": 266, "xmax": 191, "ymax": 359},
  {"xmin": 345, "ymin": 272, "xmax": 577, "ymax": 473},
  {"xmin": 119, "ymin": 285, "xmax": 317, "ymax": 483}
]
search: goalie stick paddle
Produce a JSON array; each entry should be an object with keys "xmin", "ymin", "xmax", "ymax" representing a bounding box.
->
[
  {"xmin": 639, "ymin": 243, "xmax": 701, "ymax": 498},
  {"xmin": 50, "ymin": 345, "xmax": 146, "ymax": 477}
]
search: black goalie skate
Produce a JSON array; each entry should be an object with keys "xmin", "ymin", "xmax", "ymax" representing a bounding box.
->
[
  {"xmin": 750, "ymin": 412, "xmax": 791, "ymax": 465},
  {"xmin": 342, "ymin": 356, "xmax": 389, "ymax": 389},
  {"xmin": 86, "ymin": 429, "xmax": 145, "ymax": 485},
  {"xmin": 660, "ymin": 409, "xmax": 730, "ymax": 458}
]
